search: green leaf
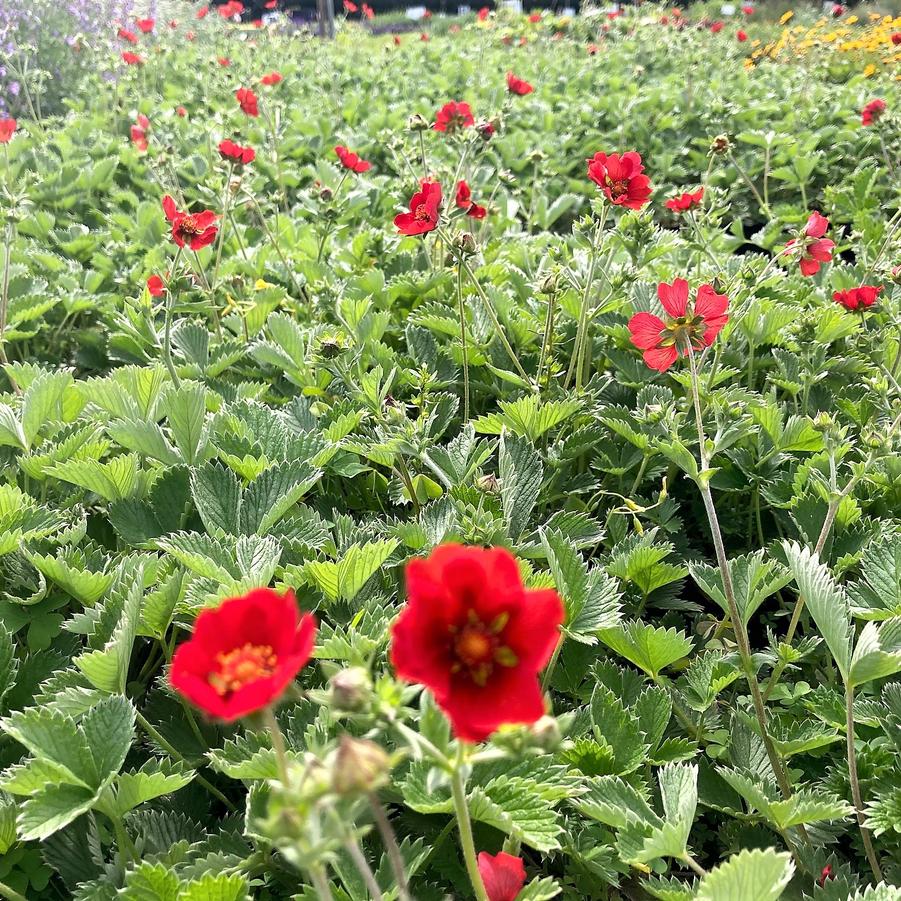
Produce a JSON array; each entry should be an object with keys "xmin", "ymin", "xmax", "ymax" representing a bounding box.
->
[
  {"xmin": 689, "ymin": 552, "xmax": 790, "ymax": 626},
  {"xmin": 473, "ymin": 395, "xmax": 580, "ymax": 442},
  {"xmin": 16, "ymin": 782, "xmax": 98, "ymax": 841},
  {"xmin": 165, "ymin": 384, "xmax": 208, "ymax": 465},
  {"xmin": 695, "ymin": 847, "xmax": 794, "ymax": 901},
  {"xmin": 597, "ymin": 621, "xmax": 692, "ymax": 680},
  {"xmin": 74, "ymin": 567, "xmax": 143, "ymax": 693},
  {"xmin": 178, "ymin": 874, "xmax": 249, "ymax": 901},
  {"xmin": 121, "ymin": 863, "xmax": 180, "ymax": 901},
  {"xmin": 781, "ymin": 542, "xmax": 851, "ymax": 682},
  {"xmin": 850, "ymin": 619, "xmax": 901, "ymax": 688},
  {"xmin": 589, "ymin": 685, "xmax": 648, "ymax": 775},
  {"xmin": 307, "ymin": 539, "xmax": 398, "ymax": 603},
  {"xmin": 112, "ymin": 759, "xmax": 195, "ymax": 817},
  {"xmin": 499, "ymin": 432, "xmax": 542, "ymax": 541},
  {"xmin": 0, "ymin": 625, "xmax": 16, "ymax": 710},
  {"xmin": 570, "ymin": 776, "xmax": 659, "ymax": 829},
  {"xmin": 848, "ymin": 535, "xmax": 901, "ymax": 619},
  {"xmin": 80, "ymin": 694, "xmax": 135, "ymax": 784}
]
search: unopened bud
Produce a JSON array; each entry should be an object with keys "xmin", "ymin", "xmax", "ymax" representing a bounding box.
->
[
  {"xmin": 453, "ymin": 231, "xmax": 478, "ymax": 255},
  {"xmin": 812, "ymin": 412, "xmax": 835, "ymax": 432},
  {"xmin": 229, "ymin": 177, "xmax": 242, "ymax": 195},
  {"xmin": 538, "ymin": 272, "xmax": 558, "ymax": 295},
  {"xmin": 408, "ymin": 113, "xmax": 430, "ymax": 132},
  {"xmin": 476, "ymin": 119, "xmax": 496, "ymax": 141},
  {"xmin": 710, "ymin": 134, "xmax": 730, "ymax": 155},
  {"xmin": 329, "ymin": 667, "xmax": 372, "ymax": 712},
  {"xmin": 318, "ymin": 337, "xmax": 343, "ymax": 359},
  {"xmin": 319, "ymin": 186, "xmax": 334, "ymax": 202},
  {"xmin": 528, "ymin": 715, "xmax": 561, "ymax": 750},
  {"xmin": 527, "ymin": 148, "xmax": 547, "ymax": 164},
  {"xmin": 331, "ymin": 736, "xmax": 390, "ymax": 796},
  {"xmin": 498, "ymin": 169, "xmax": 515, "ymax": 185},
  {"xmin": 477, "ymin": 473, "xmax": 500, "ymax": 493}
]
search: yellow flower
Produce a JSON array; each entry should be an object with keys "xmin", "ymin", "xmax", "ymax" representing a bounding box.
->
[
  {"xmin": 863, "ymin": 63, "xmax": 876, "ymax": 76},
  {"xmin": 845, "ymin": 15, "xmax": 857, "ymax": 25},
  {"xmin": 779, "ymin": 10, "xmax": 793, "ymax": 24},
  {"xmin": 254, "ymin": 278, "xmax": 273, "ymax": 290}
]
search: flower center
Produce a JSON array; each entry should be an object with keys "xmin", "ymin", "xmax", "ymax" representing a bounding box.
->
[
  {"xmin": 209, "ymin": 642, "xmax": 278, "ymax": 696},
  {"xmin": 607, "ymin": 178, "xmax": 630, "ymax": 198},
  {"xmin": 450, "ymin": 613, "xmax": 518, "ymax": 686},
  {"xmin": 180, "ymin": 215, "xmax": 201, "ymax": 234},
  {"xmin": 414, "ymin": 203, "xmax": 431, "ymax": 221}
]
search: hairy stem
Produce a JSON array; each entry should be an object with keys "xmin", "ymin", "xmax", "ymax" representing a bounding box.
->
[
  {"xmin": 451, "ymin": 746, "xmax": 490, "ymax": 901},
  {"xmin": 368, "ymin": 793, "xmax": 412, "ymax": 901},
  {"xmin": 845, "ymin": 685, "xmax": 884, "ymax": 882},
  {"xmin": 456, "ymin": 262, "xmax": 470, "ymax": 421}
]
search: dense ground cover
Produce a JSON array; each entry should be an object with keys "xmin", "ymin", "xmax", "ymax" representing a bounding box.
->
[{"xmin": 0, "ymin": 2, "xmax": 900, "ymax": 899}]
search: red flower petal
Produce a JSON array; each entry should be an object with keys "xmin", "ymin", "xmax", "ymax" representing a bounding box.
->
[
  {"xmin": 658, "ymin": 278, "xmax": 690, "ymax": 318},
  {"xmin": 628, "ymin": 312, "xmax": 667, "ymax": 350},
  {"xmin": 477, "ymin": 852, "xmax": 527, "ymax": 901}
]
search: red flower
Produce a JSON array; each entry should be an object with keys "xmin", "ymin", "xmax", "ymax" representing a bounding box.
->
[
  {"xmin": 787, "ymin": 211, "xmax": 834, "ymax": 276},
  {"xmin": 476, "ymin": 120, "xmax": 495, "ymax": 140},
  {"xmin": 176, "ymin": 106, "xmax": 187, "ymax": 117},
  {"xmin": 434, "ymin": 101, "xmax": 474, "ymax": 133},
  {"xmin": 892, "ymin": 32, "xmax": 901, "ymax": 45},
  {"xmin": 420, "ymin": 32, "xmax": 429, "ymax": 40},
  {"xmin": 478, "ymin": 6, "xmax": 490, "ymax": 19},
  {"xmin": 218, "ymin": 0, "xmax": 245, "ymax": 17},
  {"xmin": 196, "ymin": 5, "xmax": 209, "ymax": 18},
  {"xmin": 130, "ymin": 114, "xmax": 150, "ymax": 151},
  {"xmin": 710, "ymin": 20, "xmax": 724, "ymax": 32},
  {"xmin": 162, "ymin": 195, "xmax": 219, "ymax": 250},
  {"xmin": 394, "ymin": 35, "xmax": 402, "ymax": 44},
  {"xmin": 344, "ymin": 0, "xmax": 358, "ymax": 11},
  {"xmin": 742, "ymin": 4, "xmax": 754, "ymax": 13},
  {"xmin": 122, "ymin": 51, "xmax": 144, "ymax": 65},
  {"xmin": 261, "ymin": 71, "xmax": 283, "ymax": 86},
  {"xmin": 587, "ymin": 151, "xmax": 652, "ymax": 210},
  {"xmin": 218, "ymin": 56, "xmax": 231, "ymax": 66},
  {"xmin": 587, "ymin": 42, "xmax": 599, "ymax": 54},
  {"xmin": 362, "ymin": 3, "xmax": 375, "ymax": 18},
  {"xmin": 219, "ymin": 139, "xmax": 255, "ymax": 165},
  {"xmin": 169, "ymin": 20, "xmax": 179, "ymax": 29},
  {"xmin": 629, "ymin": 279, "xmax": 729, "ymax": 372},
  {"xmin": 477, "ymin": 852, "xmax": 526, "ymax": 901},
  {"xmin": 819, "ymin": 864, "xmax": 834, "ymax": 887},
  {"xmin": 265, "ymin": 0, "xmax": 278, "ymax": 7},
  {"xmin": 0, "ymin": 118, "xmax": 17, "ymax": 144},
  {"xmin": 861, "ymin": 98, "xmax": 886, "ymax": 126},
  {"xmin": 390, "ymin": 544, "xmax": 564, "ymax": 742},
  {"xmin": 252, "ymin": 19, "xmax": 263, "ymax": 27},
  {"xmin": 665, "ymin": 186, "xmax": 704, "ymax": 213},
  {"xmin": 170, "ymin": 588, "xmax": 316, "ymax": 722},
  {"xmin": 528, "ymin": 12, "xmax": 541, "ymax": 22},
  {"xmin": 186, "ymin": 29, "xmax": 196, "ymax": 40},
  {"xmin": 395, "ymin": 181, "xmax": 442, "ymax": 236},
  {"xmin": 236, "ymin": 87, "xmax": 259, "ymax": 117},
  {"xmin": 147, "ymin": 275, "xmax": 165, "ymax": 297},
  {"xmin": 832, "ymin": 3, "xmax": 844, "ymax": 15},
  {"xmin": 117, "ymin": 27, "xmax": 139, "ymax": 43},
  {"xmin": 506, "ymin": 72, "xmax": 534, "ymax": 95},
  {"xmin": 423, "ymin": 9, "xmax": 432, "ymax": 17},
  {"xmin": 737, "ymin": 28, "xmax": 748, "ymax": 41},
  {"xmin": 455, "ymin": 180, "xmax": 487, "ymax": 219},
  {"xmin": 833, "ymin": 284, "xmax": 882, "ymax": 311},
  {"xmin": 136, "ymin": 17, "xmax": 155, "ymax": 33},
  {"xmin": 335, "ymin": 145, "xmax": 372, "ymax": 173}
]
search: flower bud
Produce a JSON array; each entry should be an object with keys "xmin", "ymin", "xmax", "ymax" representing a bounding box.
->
[
  {"xmin": 527, "ymin": 148, "xmax": 548, "ymax": 164},
  {"xmin": 498, "ymin": 169, "xmax": 515, "ymax": 185},
  {"xmin": 329, "ymin": 667, "xmax": 372, "ymax": 712},
  {"xmin": 408, "ymin": 113, "xmax": 430, "ymax": 132},
  {"xmin": 452, "ymin": 231, "xmax": 478, "ymax": 256},
  {"xmin": 476, "ymin": 119, "xmax": 496, "ymax": 141},
  {"xmin": 228, "ymin": 177, "xmax": 242, "ymax": 195},
  {"xmin": 318, "ymin": 337, "xmax": 343, "ymax": 359},
  {"xmin": 331, "ymin": 736, "xmax": 390, "ymax": 796},
  {"xmin": 476, "ymin": 473, "xmax": 500, "ymax": 493},
  {"xmin": 812, "ymin": 411, "xmax": 835, "ymax": 433},
  {"xmin": 319, "ymin": 186, "xmax": 334, "ymax": 202},
  {"xmin": 528, "ymin": 715, "xmax": 561, "ymax": 750},
  {"xmin": 538, "ymin": 272, "xmax": 558, "ymax": 295},
  {"xmin": 710, "ymin": 134, "xmax": 731, "ymax": 155}
]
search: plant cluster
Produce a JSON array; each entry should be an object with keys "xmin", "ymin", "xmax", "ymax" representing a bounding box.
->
[{"xmin": 0, "ymin": 3, "xmax": 899, "ymax": 900}]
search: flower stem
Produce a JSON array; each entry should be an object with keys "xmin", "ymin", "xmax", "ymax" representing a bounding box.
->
[
  {"xmin": 685, "ymin": 343, "xmax": 796, "ymax": 807},
  {"xmin": 681, "ymin": 852, "xmax": 708, "ymax": 878},
  {"xmin": 456, "ymin": 262, "xmax": 470, "ymax": 421},
  {"xmin": 846, "ymin": 685, "xmax": 884, "ymax": 882},
  {"xmin": 368, "ymin": 793, "xmax": 412, "ymax": 901},
  {"xmin": 566, "ymin": 210, "xmax": 606, "ymax": 391},
  {"xmin": 0, "ymin": 883, "xmax": 27, "ymax": 901},
  {"xmin": 309, "ymin": 865, "xmax": 335, "ymax": 901},
  {"xmin": 450, "ymin": 745, "xmax": 490, "ymax": 901},
  {"xmin": 263, "ymin": 706, "xmax": 290, "ymax": 788},
  {"xmin": 163, "ymin": 248, "xmax": 183, "ymax": 389},
  {"xmin": 538, "ymin": 285, "xmax": 557, "ymax": 389},
  {"xmin": 0, "ymin": 217, "xmax": 19, "ymax": 395},
  {"xmin": 343, "ymin": 837, "xmax": 384, "ymax": 900}
]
